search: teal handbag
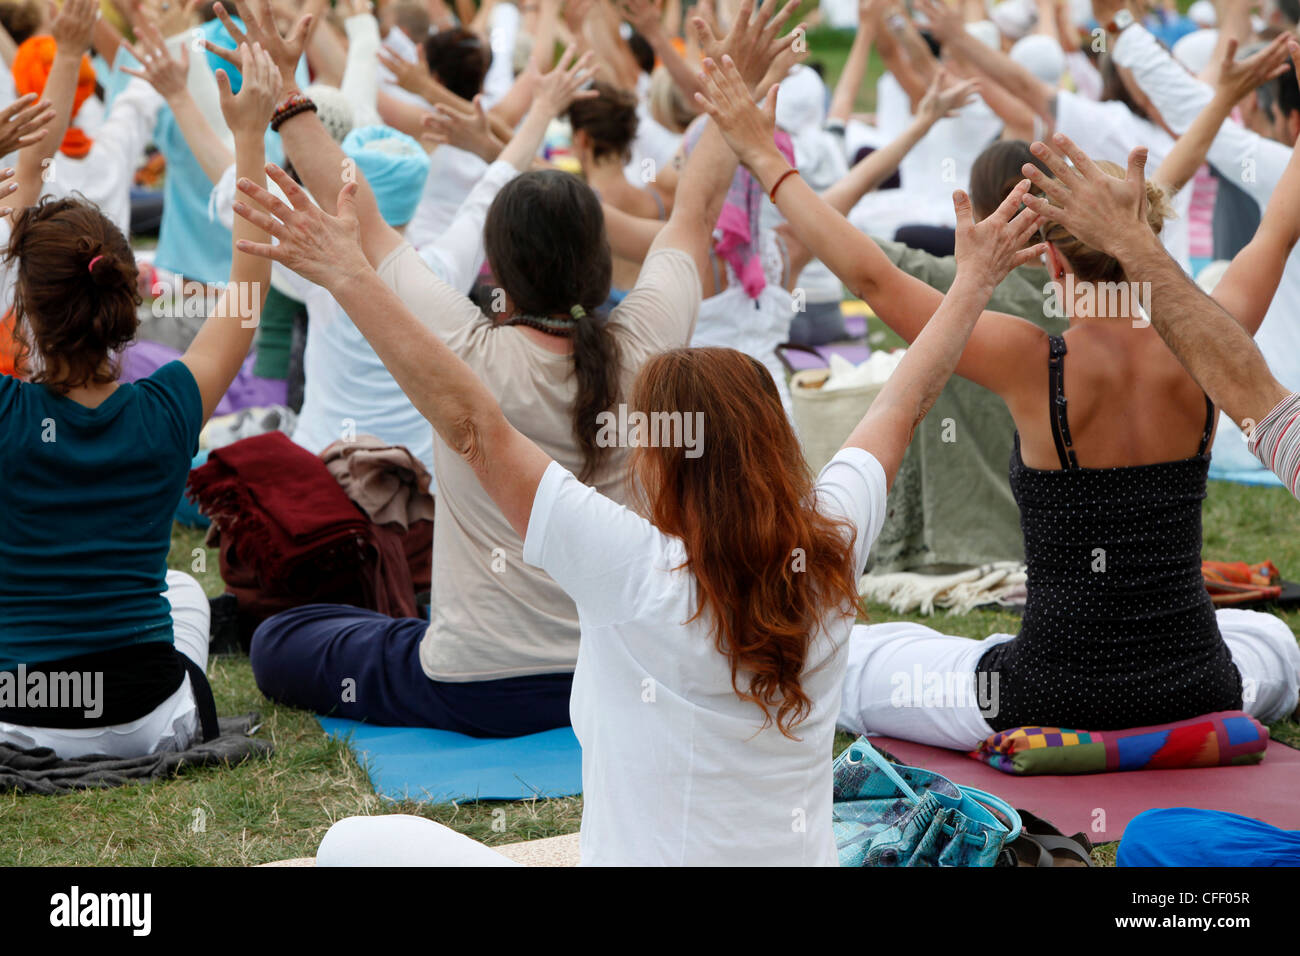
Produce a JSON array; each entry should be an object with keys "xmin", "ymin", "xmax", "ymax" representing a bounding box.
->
[{"xmin": 831, "ymin": 736, "xmax": 1021, "ymax": 867}]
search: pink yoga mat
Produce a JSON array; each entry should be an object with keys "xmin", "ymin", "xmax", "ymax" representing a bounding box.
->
[{"xmin": 869, "ymin": 735, "xmax": 1300, "ymax": 843}]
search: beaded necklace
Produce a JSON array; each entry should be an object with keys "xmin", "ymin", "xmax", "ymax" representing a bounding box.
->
[{"xmin": 501, "ymin": 304, "xmax": 588, "ymax": 337}]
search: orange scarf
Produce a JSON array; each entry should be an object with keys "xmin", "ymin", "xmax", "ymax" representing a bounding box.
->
[{"xmin": 12, "ymin": 36, "xmax": 96, "ymax": 159}]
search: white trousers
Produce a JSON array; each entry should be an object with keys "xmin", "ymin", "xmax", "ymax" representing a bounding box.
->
[
  {"xmin": 838, "ymin": 608, "xmax": 1300, "ymax": 751},
  {"xmin": 316, "ymin": 815, "xmax": 521, "ymax": 867},
  {"xmin": 0, "ymin": 570, "xmax": 210, "ymax": 759}
]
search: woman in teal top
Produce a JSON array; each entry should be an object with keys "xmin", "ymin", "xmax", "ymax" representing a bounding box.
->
[{"xmin": 0, "ymin": 41, "xmax": 278, "ymax": 758}]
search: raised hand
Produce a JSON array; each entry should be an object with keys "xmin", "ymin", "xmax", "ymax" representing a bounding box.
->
[
  {"xmin": 692, "ymin": 53, "xmax": 780, "ymax": 168},
  {"xmin": 132, "ymin": 0, "xmax": 203, "ymax": 39},
  {"xmin": 217, "ymin": 42, "xmax": 284, "ymax": 140},
  {"xmin": 691, "ymin": 0, "xmax": 803, "ymax": 93},
  {"xmin": 378, "ymin": 45, "xmax": 432, "ymax": 96},
  {"xmin": 912, "ymin": 0, "xmax": 963, "ymax": 44},
  {"xmin": 1216, "ymin": 34, "xmax": 1292, "ymax": 105},
  {"xmin": 49, "ymin": 0, "xmax": 99, "ymax": 54},
  {"xmin": 617, "ymin": 0, "xmax": 664, "ymax": 35},
  {"xmin": 0, "ymin": 166, "xmax": 22, "ymax": 217},
  {"xmin": 0, "ymin": 94, "xmax": 55, "ymax": 156},
  {"xmin": 121, "ymin": 16, "xmax": 191, "ymax": 101},
  {"xmin": 231, "ymin": 164, "xmax": 370, "ymax": 289},
  {"xmin": 534, "ymin": 45, "xmax": 598, "ymax": 115},
  {"xmin": 918, "ymin": 69, "xmax": 979, "ymax": 123},
  {"xmin": 1019, "ymin": 131, "xmax": 1150, "ymax": 258},
  {"xmin": 952, "ymin": 178, "xmax": 1047, "ymax": 289},
  {"xmin": 420, "ymin": 96, "xmax": 501, "ymax": 161},
  {"xmin": 206, "ymin": 0, "xmax": 312, "ymax": 87}
]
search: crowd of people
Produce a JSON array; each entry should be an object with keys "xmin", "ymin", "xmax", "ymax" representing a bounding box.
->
[{"xmin": 0, "ymin": 0, "xmax": 1298, "ymax": 866}]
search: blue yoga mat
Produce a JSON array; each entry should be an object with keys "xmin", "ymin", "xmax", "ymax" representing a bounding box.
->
[
  {"xmin": 318, "ymin": 717, "xmax": 583, "ymax": 803},
  {"xmin": 1208, "ymin": 465, "xmax": 1284, "ymax": 488}
]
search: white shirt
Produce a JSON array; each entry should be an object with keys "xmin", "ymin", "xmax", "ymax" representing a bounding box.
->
[
  {"xmin": 523, "ymin": 447, "xmax": 888, "ymax": 865},
  {"xmin": 41, "ymin": 78, "xmax": 163, "ymax": 238}
]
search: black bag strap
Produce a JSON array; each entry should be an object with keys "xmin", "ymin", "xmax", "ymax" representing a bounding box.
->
[{"xmin": 176, "ymin": 651, "xmax": 220, "ymax": 743}]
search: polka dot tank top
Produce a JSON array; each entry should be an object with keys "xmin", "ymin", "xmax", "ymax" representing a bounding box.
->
[{"xmin": 977, "ymin": 336, "xmax": 1243, "ymax": 731}]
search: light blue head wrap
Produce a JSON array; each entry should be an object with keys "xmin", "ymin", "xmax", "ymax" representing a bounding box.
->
[{"xmin": 341, "ymin": 125, "xmax": 432, "ymax": 228}]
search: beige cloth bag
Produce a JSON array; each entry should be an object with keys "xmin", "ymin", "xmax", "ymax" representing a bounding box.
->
[{"xmin": 790, "ymin": 369, "xmax": 886, "ymax": 475}]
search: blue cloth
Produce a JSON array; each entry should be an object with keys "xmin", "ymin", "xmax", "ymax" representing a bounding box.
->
[
  {"xmin": 0, "ymin": 362, "xmax": 202, "ymax": 669},
  {"xmin": 250, "ymin": 604, "xmax": 573, "ymax": 736},
  {"xmin": 105, "ymin": 19, "xmax": 308, "ymax": 283},
  {"xmin": 342, "ymin": 126, "xmax": 431, "ymax": 227},
  {"xmin": 318, "ymin": 717, "xmax": 582, "ymax": 802},
  {"xmin": 1118, "ymin": 808, "xmax": 1300, "ymax": 866}
]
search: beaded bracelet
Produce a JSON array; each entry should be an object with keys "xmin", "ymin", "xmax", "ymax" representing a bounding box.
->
[{"xmin": 270, "ymin": 93, "xmax": 317, "ymax": 133}]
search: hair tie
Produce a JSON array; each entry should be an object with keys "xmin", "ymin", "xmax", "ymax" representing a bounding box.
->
[
  {"xmin": 87, "ymin": 255, "xmax": 103, "ymax": 273},
  {"xmin": 570, "ymin": 304, "xmax": 586, "ymax": 320}
]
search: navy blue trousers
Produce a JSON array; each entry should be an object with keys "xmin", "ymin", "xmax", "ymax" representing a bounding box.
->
[{"xmin": 250, "ymin": 604, "xmax": 573, "ymax": 737}]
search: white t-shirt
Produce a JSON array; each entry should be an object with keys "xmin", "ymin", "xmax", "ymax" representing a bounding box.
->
[{"xmin": 523, "ymin": 446, "xmax": 888, "ymax": 866}]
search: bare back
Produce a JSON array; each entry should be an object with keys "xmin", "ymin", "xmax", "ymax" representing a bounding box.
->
[{"xmin": 1008, "ymin": 322, "xmax": 1217, "ymax": 471}]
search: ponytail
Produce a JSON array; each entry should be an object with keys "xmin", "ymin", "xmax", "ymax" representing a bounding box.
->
[{"xmin": 570, "ymin": 308, "xmax": 621, "ymax": 482}]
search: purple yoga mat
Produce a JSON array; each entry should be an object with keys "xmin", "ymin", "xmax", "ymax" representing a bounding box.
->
[
  {"xmin": 119, "ymin": 341, "xmax": 287, "ymax": 416},
  {"xmin": 870, "ymin": 735, "xmax": 1300, "ymax": 842}
]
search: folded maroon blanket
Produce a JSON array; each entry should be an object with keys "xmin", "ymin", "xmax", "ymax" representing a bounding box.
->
[
  {"xmin": 188, "ymin": 432, "xmax": 372, "ymax": 594},
  {"xmin": 187, "ymin": 433, "xmax": 419, "ymax": 628}
]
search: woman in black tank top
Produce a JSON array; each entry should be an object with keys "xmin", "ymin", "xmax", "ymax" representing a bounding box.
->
[
  {"xmin": 730, "ymin": 136, "xmax": 1300, "ymax": 749},
  {"xmin": 974, "ymin": 336, "xmax": 1243, "ymax": 730}
]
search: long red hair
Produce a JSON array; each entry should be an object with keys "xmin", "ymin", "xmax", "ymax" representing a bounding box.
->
[{"xmin": 628, "ymin": 348, "xmax": 864, "ymax": 737}]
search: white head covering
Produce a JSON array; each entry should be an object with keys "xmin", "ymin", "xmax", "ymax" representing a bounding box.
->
[
  {"xmin": 990, "ymin": 0, "xmax": 1038, "ymax": 40},
  {"xmin": 1188, "ymin": 0, "xmax": 1218, "ymax": 27},
  {"xmin": 1172, "ymin": 28, "xmax": 1220, "ymax": 74},
  {"xmin": 775, "ymin": 64, "xmax": 828, "ymax": 136},
  {"xmin": 964, "ymin": 19, "xmax": 1002, "ymax": 49},
  {"xmin": 304, "ymin": 84, "xmax": 355, "ymax": 144},
  {"xmin": 1010, "ymin": 34, "xmax": 1066, "ymax": 85}
]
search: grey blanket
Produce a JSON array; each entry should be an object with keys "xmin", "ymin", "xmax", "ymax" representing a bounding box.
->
[{"xmin": 0, "ymin": 714, "xmax": 271, "ymax": 795}]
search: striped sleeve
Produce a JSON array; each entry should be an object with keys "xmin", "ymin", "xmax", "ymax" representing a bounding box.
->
[{"xmin": 1247, "ymin": 392, "xmax": 1300, "ymax": 501}]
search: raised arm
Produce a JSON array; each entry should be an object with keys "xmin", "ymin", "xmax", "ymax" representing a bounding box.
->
[
  {"xmin": 1020, "ymin": 132, "xmax": 1289, "ymax": 431},
  {"xmin": 822, "ymin": 70, "xmax": 978, "ymax": 216},
  {"xmin": 205, "ymin": 0, "xmax": 409, "ymax": 266},
  {"xmin": 179, "ymin": 43, "xmax": 278, "ymax": 422},
  {"xmin": 1152, "ymin": 35, "xmax": 1291, "ymax": 195},
  {"xmin": 20, "ymin": 0, "xmax": 99, "ymax": 181},
  {"xmin": 1, "ymin": 95, "xmax": 56, "ymax": 211},
  {"xmin": 234, "ymin": 169, "xmax": 552, "ymax": 539},
  {"xmin": 917, "ymin": 0, "xmax": 1055, "ymax": 121},
  {"xmin": 827, "ymin": 0, "xmax": 881, "ymax": 126},
  {"xmin": 620, "ymin": 0, "xmax": 706, "ymax": 102},
  {"xmin": 121, "ymin": 17, "xmax": 233, "ymax": 185},
  {"xmin": 1203, "ymin": 40, "xmax": 1300, "ymax": 337},
  {"xmin": 695, "ymin": 53, "xmax": 1050, "ymax": 400},
  {"xmin": 419, "ymin": 48, "xmax": 600, "ymax": 289}
]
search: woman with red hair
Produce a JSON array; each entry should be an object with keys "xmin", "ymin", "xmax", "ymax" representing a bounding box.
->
[{"xmin": 228, "ymin": 45, "xmax": 1045, "ymax": 862}]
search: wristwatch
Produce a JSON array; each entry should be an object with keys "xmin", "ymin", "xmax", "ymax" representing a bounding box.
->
[{"xmin": 1105, "ymin": 8, "xmax": 1135, "ymax": 34}]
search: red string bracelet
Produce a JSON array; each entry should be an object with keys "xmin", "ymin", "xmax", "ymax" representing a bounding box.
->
[{"xmin": 768, "ymin": 167, "xmax": 799, "ymax": 204}]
